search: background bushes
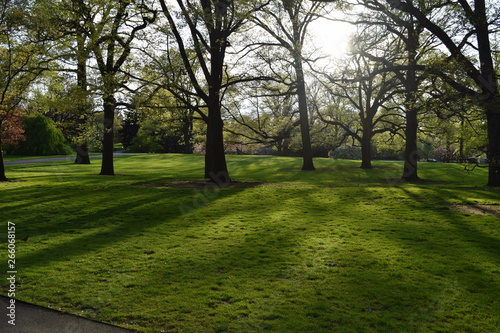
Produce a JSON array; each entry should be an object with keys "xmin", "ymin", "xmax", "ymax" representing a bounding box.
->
[{"xmin": 8, "ymin": 114, "xmax": 72, "ymax": 155}]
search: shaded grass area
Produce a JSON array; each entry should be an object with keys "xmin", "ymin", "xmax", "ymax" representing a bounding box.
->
[{"xmin": 1, "ymin": 154, "xmax": 499, "ymax": 332}]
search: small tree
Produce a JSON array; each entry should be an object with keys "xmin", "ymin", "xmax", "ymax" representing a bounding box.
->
[
  {"xmin": 119, "ymin": 111, "xmax": 140, "ymax": 151},
  {"xmin": 224, "ymin": 81, "xmax": 299, "ymax": 155}
]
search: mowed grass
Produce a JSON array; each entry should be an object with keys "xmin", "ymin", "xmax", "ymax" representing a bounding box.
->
[{"xmin": 1, "ymin": 154, "xmax": 499, "ymax": 332}]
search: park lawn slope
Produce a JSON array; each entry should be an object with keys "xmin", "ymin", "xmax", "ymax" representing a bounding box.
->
[{"xmin": 1, "ymin": 154, "xmax": 499, "ymax": 332}]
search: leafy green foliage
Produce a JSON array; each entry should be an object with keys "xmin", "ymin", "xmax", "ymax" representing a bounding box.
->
[
  {"xmin": 28, "ymin": 72, "xmax": 95, "ymax": 146},
  {"xmin": 8, "ymin": 114, "xmax": 72, "ymax": 155},
  {"xmin": 127, "ymin": 107, "xmax": 196, "ymax": 154},
  {"xmin": 119, "ymin": 111, "xmax": 140, "ymax": 150},
  {"xmin": 328, "ymin": 145, "xmax": 361, "ymax": 159}
]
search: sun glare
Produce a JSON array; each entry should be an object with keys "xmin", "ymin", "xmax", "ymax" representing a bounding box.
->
[{"xmin": 309, "ymin": 18, "xmax": 353, "ymax": 60}]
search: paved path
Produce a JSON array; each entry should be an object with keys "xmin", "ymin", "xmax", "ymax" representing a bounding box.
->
[
  {"xmin": 4, "ymin": 156, "xmax": 82, "ymax": 165},
  {"xmin": 0, "ymin": 296, "xmax": 139, "ymax": 333}
]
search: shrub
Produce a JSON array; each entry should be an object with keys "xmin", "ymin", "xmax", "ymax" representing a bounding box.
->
[
  {"xmin": 328, "ymin": 146, "xmax": 362, "ymax": 160},
  {"xmin": 433, "ymin": 146, "xmax": 458, "ymax": 163},
  {"xmin": 8, "ymin": 114, "xmax": 72, "ymax": 155}
]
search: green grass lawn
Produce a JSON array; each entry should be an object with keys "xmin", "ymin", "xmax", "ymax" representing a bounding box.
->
[{"xmin": 1, "ymin": 154, "xmax": 499, "ymax": 332}]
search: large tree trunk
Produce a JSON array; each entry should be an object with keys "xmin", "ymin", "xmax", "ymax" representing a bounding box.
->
[
  {"xmin": 486, "ymin": 104, "xmax": 500, "ymax": 186},
  {"xmin": 182, "ymin": 118, "xmax": 193, "ymax": 154},
  {"xmin": 360, "ymin": 132, "xmax": 373, "ymax": 169},
  {"xmin": 203, "ymin": 14, "xmax": 231, "ymax": 184},
  {"xmin": 100, "ymin": 95, "xmax": 115, "ymax": 176},
  {"xmin": 475, "ymin": 0, "xmax": 500, "ymax": 186},
  {"xmin": 401, "ymin": 21, "xmax": 420, "ymax": 181},
  {"xmin": 74, "ymin": 32, "xmax": 91, "ymax": 165},
  {"xmin": 295, "ymin": 60, "xmax": 315, "ymax": 171},
  {"xmin": 286, "ymin": 6, "xmax": 315, "ymax": 171},
  {"xmin": 0, "ymin": 137, "xmax": 8, "ymax": 182},
  {"xmin": 205, "ymin": 103, "xmax": 230, "ymax": 184},
  {"xmin": 402, "ymin": 108, "xmax": 419, "ymax": 181},
  {"xmin": 75, "ymin": 144, "xmax": 91, "ymax": 164}
]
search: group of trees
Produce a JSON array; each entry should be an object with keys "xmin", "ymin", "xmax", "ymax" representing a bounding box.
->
[{"xmin": 0, "ymin": 0, "xmax": 498, "ymax": 185}]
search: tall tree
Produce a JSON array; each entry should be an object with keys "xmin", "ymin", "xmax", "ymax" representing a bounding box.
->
[
  {"xmin": 388, "ymin": 0, "xmax": 500, "ymax": 186},
  {"xmin": 48, "ymin": 0, "xmax": 94, "ymax": 164},
  {"xmin": 346, "ymin": 0, "xmax": 437, "ymax": 180},
  {"xmin": 157, "ymin": 0, "xmax": 267, "ymax": 183},
  {"xmin": 69, "ymin": 0, "xmax": 155, "ymax": 175},
  {"xmin": 251, "ymin": 0, "xmax": 330, "ymax": 170},
  {"xmin": 312, "ymin": 0, "xmax": 448, "ymax": 181},
  {"xmin": 69, "ymin": 0, "xmax": 93, "ymax": 164},
  {"xmin": 319, "ymin": 51, "xmax": 403, "ymax": 169},
  {"xmin": 24, "ymin": 0, "xmax": 94, "ymax": 164}
]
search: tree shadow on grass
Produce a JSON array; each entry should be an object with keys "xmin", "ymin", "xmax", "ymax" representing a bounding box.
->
[
  {"xmin": 4, "ymin": 168, "xmax": 498, "ymax": 331},
  {"xmin": 127, "ymin": 186, "xmax": 461, "ymax": 332},
  {"xmin": 3, "ymin": 182, "xmax": 261, "ymax": 272},
  {"xmin": 396, "ymin": 185, "xmax": 500, "ymax": 263},
  {"xmin": 374, "ymin": 185, "xmax": 500, "ymax": 329}
]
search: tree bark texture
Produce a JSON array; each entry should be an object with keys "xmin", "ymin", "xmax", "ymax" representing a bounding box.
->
[
  {"xmin": 99, "ymin": 95, "xmax": 116, "ymax": 176},
  {"xmin": 75, "ymin": 144, "xmax": 91, "ymax": 164},
  {"xmin": 74, "ymin": 32, "xmax": 91, "ymax": 165},
  {"xmin": 475, "ymin": 0, "xmax": 500, "ymax": 186},
  {"xmin": 402, "ymin": 109, "xmax": 419, "ymax": 181},
  {"xmin": 0, "ymin": 136, "xmax": 7, "ymax": 181},
  {"xmin": 203, "ymin": 4, "xmax": 231, "ymax": 183},
  {"xmin": 205, "ymin": 112, "xmax": 230, "ymax": 184},
  {"xmin": 295, "ymin": 57, "xmax": 315, "ymax": 171},
  {"xmin": 486, "ymin": 100, "xmax": 500, "ymax": 186},
  {"xmin": 401, "ymin": 21, "xmax": 419, "ymax": 181},
  {"xmin": 360, "ymin": 132, "xmax": 373, "ymax": 169}
]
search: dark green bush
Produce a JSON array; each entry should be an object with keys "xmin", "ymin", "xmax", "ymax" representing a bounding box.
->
[{"xmin": 8, "ymin": 114, "xmax": 73, "ymax": 155}]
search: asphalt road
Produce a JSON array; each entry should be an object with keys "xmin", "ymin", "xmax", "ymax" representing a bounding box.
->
[
  {"xmin": 4, "ymin": 156, "xmax": 79, "ymax": 165},
  {"xmin": 0, "ymin": 296, "xmax": 138, "ymax": 333},
  {"xmin": 4, "ymin": 153, "xmax": 129, "ymax": 165}
]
